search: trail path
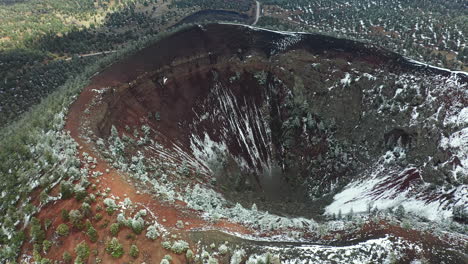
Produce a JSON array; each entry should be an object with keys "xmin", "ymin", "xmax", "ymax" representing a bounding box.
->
[{"xmin": 252, "ymin": 1, "xmax": 261, "ymax": 25}]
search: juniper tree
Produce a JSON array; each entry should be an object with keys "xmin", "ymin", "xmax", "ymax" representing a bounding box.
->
[
  {"xmin": 129, "ymin": 244, "xmax": 139, "ymax": 258},
  {"xmin": 56, "ymin": 224, "xmax": 70, "ymax": 236},
  {"xmin": 395, "ymin": 205, "xmax": 405, "ymax": 219},
  {"xmin": 106, "ymin": 237, "xmax": 124, "ymax": 258}
]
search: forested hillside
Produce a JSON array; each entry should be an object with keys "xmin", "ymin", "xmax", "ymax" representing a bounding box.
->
[{"xmin": 257, "ymin": 0, "xmax": 467, "ymax": 71}]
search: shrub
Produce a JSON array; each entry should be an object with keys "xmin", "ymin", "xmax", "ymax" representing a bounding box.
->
[
  {"xmin": 453, "ymin": 205, "xmax": 467, "ymax": 221},
  {"xmin": 69, "ymin": 209, "xmax": 83, "ymax": 229},
  {"xmin": 87, "ymin": 225, "xmax": 98, "ymax": 243},
  {"xmin": 81, "ymin": 202, "xmax": 92, "ymax": 217},
  {"xmin": 186, "ymin": 249, "xmax": 194, "ymax": 260},
  {"xmin": 171, "ymin": 240, "xmax": 189, "ymax": 254},
  {"xmin": 146, "ymin": 224, "xmax": 159, "ymax": 240},
  {"xmin": 106, "ymin": 237, "xmax": 124, "ymax": 258},
  {"xmin": 33, "ymin": 247, "xmax": 42, "ymax": 263},
  {"xmin": 63, "ymin": 251, "xmax": 72, "ymax": 263},
  {"xmin": 131, "ymin": 217, "xmax": 145, "ymax": 234},
  {"xmin": 74, "ymin": 241, "xmax": 90, "ymax": 261},
  {"xmin": 208, "ymin": 256, "xmax": 219, "ymax": 264},
  {"xmin": 61, "ymin": 209, "xmax": 70, "ymax": 222},
  {"xmin": 230, "ymin": 249, "xmax": 245, "ymax": 264},
  {"xmin": 161, "ymin": 241, "xmax": 171, "ymax": 249},
  {"xmin": 129, "ymin": 244, "xmax": 139, "ymax": 258},
  {"xmin": 104, "ymin": 198, "xmax": 118, "ymax": 215},
  {"xmin": 395, "ymin": 205, "xmax": 405, "ymax": 219},
  {"xmin": 44, "ymin": 219, "xmax": 52, "ymax": 231},
  {"xmin": 75, "ymin": 190, "xmax": 88, "ymax": 201},
  {"xmin": 94, "ymin": 213, "xmax": 103, "ymax": 222},
  {"xmin": 30, "ymin": 217, "xmax": 45, "ymax": 244},
  {"xmin": 75, "ymin": 256, "xmax": 84, "ymax": 264},
  {"xmin": 60, "ymin": 182, "xmax": 74, "ymax": 199},
  {"xmin": 106, "ymin": 207, "xmax": 116, "ymax": 215},
  {"xmin": 218, "ymin": 244, "xmax": 228, "ymax": 255},
  {"xmin": 84, "ymin": 219, "xmax": 92, "ymax": 230},
  {"xmin": 56, "ymin": 224, "xmax": 70, "ymax": 236},
  {"xmin": 42, "ymin": 240, "xmax": 52, "ymax": 253},
  {"xmin": 109, "ymin": 223, "xmax": 120, "ymax": 236},
  {"xmin": 40, "ymin": 258, "xmax": 51, "ymax": 264}
]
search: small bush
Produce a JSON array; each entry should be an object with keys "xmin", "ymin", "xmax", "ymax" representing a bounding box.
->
[
  {"xmin": 61, "ymin": 209, "xmax": 70, "ymax": 222},
  {"xmin": 60, "ymin": 182, "xmax": 74, "ymax": 199},
  {"xmin": 218, "ymin": 244, "xmax": 228, "ymax": 255},
  {"xmin": 81, "ymin": 202, "xmax": 92, "ymax": 217},
  {"xmin": 44, "ymin": 219, "xmax": 52, "ymax": 231},
  {"xmin": 42, "ymin": 240, "xmax": 52, "ymax": 253},
  {"xmin": 106, "ymin": 207, "xmax": 116, "ymax": 215},
  {"xmin": 74, "ymin": 241, "xmax": 90, "ymax": 261},
  {"xmin": 87, "ymin": 225, "xmax": 98, "ymax": 243},
  {"xmin": 94, "ymin": 213, "xmax": 103, "ymax": 222},
  {"xmin": 146, "ymin": 224, "xmax": 159, "ymax": 240},
  {"xmin": 109, "ymin": 223, "xmax": 120, "ymax": 236},
  {"xmin": 33, "ymin": 247, "xmax": 42, "ymax": 263},
  {"xmin": 106, "ymin": 237, "xmax": 124, "ymax": 258},
  {"xmin": 161, "ymin": 241, "xmax": 171, "ymax": 249},
  {"xmin": 40, "ymin": 258, "xmax": 51, "ymax": 264},
  {"xmin": 56, "ymin": 224, "xmax": 70, "ymax": 236},
  {"xmin": 395, "ymin": 205, "xmax": 405, "ymax": 219},
  {"xmin": 129, "ymin": 244, "xmax": 139, "ymax": 258},
  {"xmin": 131, "ymin": 217, "xmax": 144, "ymax": 234},
  {"xmin": 63, "ymin": 251, "xmax": 72, "ymax": 263},
  {"xmin": 30, "ymin": 217, "xmax": 45, "ymax": 244},
  {"xmin": 69, "ymin": 209, "xmax": 84, "ymax": 229},
  {"xmin": 171, "ymin": 240, "xmax": 189, "ymax": 254},
  {"xmin": 186, "ymin": 249, "xmax": 194, "ymax": 260},
  {"xmin": 75, "ymin": 190, "xmax": 88, "ymax": 201}
]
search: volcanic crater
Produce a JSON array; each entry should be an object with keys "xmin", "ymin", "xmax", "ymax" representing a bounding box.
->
[{"xmin": 82, "ymin": 23, "xmax": 466, "ymax": 222}]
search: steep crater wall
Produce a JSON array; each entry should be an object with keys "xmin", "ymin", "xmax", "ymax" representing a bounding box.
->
[{"xmin": 91, "ymin": 24, "xmax": 467, "ymax": 219}]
